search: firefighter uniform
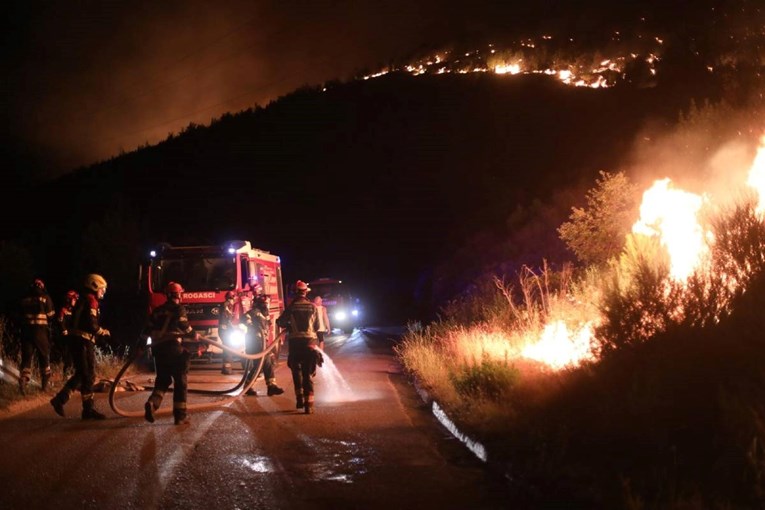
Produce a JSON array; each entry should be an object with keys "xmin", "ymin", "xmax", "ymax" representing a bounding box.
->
[
  {"xmin": 276, "ymin": 281, "xmax": 321, "ymax": 414},
  {"xmin": 18, "ymin": 279, "xmax": 55, "ymax": 394},
  {"xmin": 243, "ymin": 295, "xmax": 284, "ymax": 396},
  {"xmin": 218, "ymin": 292, "xmax": 237, "ymax": 375},
  {"xmin": 50, "ymin": 274, "xmax": 110, "ymax": 420},
  {"xmin": 54, "ymin": 290, "xmax": 78, "ymax": 374},
  {"xmin": 142, "ymin": 282, "xmax": 199, "ymax": 425}
]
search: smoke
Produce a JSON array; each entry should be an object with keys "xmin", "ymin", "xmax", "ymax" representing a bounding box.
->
[{"xmin": 625, "ymin": 102, "xmax": 763, "ymax": 206}]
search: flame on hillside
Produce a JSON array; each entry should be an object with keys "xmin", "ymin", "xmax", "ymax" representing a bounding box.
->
[
  {"xmin": 361, "ymin": 39, "xmax": 662, "ymax": 89},
  {"xmin": 503, "ymin": 136, "xmax": 765, "ymax": 369}
]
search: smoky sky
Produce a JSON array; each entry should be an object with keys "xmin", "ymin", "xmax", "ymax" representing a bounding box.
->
[
  {"xmin": 1, "ymin": 0, "xmax": 684, "ymax": 182},
  {"xmin": 0, "ymin": 0, "xmax": 511, "ymax": 181}
]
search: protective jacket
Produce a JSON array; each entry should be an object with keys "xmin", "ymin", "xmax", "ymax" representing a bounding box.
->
[
  {"xmin": 143, "ymin": 300, "xmax": 195, "ymax": 353},
  {"xmin": 71, "ymin": 293, "xmax": 108, "ymax": 343},
  {"xmin": 20, "ymin": 288, "xmax": 55, "ymax": 328},
  {"xmin": 276, "ymin": 296, "xmax": 319, "ymax": 342},
  {"xmin": 56, "ymin": 302, "xmax": 76, "ymax": 336}
]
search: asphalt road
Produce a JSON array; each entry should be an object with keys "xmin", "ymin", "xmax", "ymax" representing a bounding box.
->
[{"xmin": 0, "ymin": 328, "xmax": 512, "ymax": 510}]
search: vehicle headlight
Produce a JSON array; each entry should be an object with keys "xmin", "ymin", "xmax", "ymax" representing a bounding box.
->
[
  {"xmin": 334, "ymin": 310, "xmax": 347, "ymax": 322},
  {"xmin": 146, "ymin": 336, "xmax": 152, "ymax": 346},
  {"xmin": 351, "ymin": 309, "xmax": 359, "ymax": 317},
  {"xmin": 227, "ymin": 329, "xmax": 246, "ymax": 348}
]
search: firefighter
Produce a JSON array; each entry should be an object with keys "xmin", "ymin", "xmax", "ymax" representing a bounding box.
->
[
  {"xmin": 313, "ymin": 295, "xmax": 331, "ymax": 351},
  {"xmin": 50, "ymin": 274, "xmax": 110, "ymax": 420},
  {"xmin": 243, "ymin": 293, "xmax": 284, "ymax": 396},
  {"xmin": 142, "ymin": 281, "xmax": 200, "ymax": 426},
  {"xmin": 18, "ymin": 278, "xmax": 55, "ymax": 394},
  {"xmin": 218, "ymin": 290, "xmax": 238, "ymax": 375},
  {"xmin": 54, "ymin": 290, "xmax": 79, "ymax": 375},
  {"xmin": 276, "ymin": 280, "xmax": 322, "ymax": 414}
]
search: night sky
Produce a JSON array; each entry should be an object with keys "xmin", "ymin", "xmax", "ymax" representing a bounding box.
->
[
  {"xmin": 0, "ymin": 0, "xmax": 672, "ymax": 183},
  {"xmin": 0, "ymin": 1, "xmax": 507, "ymax": 181}
]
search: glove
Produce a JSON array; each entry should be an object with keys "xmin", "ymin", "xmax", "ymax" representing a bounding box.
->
[{"xmin": 99, "ymin": 328, "xmax": 110, "ymax": 337}]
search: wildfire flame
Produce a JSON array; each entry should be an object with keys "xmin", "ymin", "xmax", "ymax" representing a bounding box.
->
[
  {"xmin": 746, "ymin": 136, "xmax": 765, "ymax": 214},
  {"xmin": 631, "ymin": 178, "xmax": 708, "ymax": 281},
  {"xmin": 521, "ymin": 321, "xmax": 596, "ymax": 369},
  {"xmin": 518, "ymin": 134, "xmax": 765, "ymax": 370}
]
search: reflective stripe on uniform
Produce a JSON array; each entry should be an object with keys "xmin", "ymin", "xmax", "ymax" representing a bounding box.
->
[
  {"xmin": 173, "ymin": 401, "xmax": 187, "ymax": 410},
  {"xmin": 23, "ymin": 313, "xmax": 49, "ymax": 325},
  {"xmin": 72, "ymin": 329, "xmax": 97, "ymax": 342}
]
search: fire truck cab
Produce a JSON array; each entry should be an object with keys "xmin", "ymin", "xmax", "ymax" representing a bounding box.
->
[{"xmin": 140, "ymin": 240, "xmax": 285, "ymax": 357}]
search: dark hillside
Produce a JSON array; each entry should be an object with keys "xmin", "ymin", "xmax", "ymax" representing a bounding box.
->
[{"xmin": 20, "ymin": 72, "xmax": 705, "ymax": 324}]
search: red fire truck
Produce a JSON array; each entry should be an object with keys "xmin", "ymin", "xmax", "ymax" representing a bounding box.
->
[{"xmin": 139, "ymin": 240, "xmax": 285, "ymax": 356}]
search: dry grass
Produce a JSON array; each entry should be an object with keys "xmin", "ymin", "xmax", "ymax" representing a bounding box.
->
[{"xmin": 396, "ymin": 200, "xmax": 765, "ymax": 507}]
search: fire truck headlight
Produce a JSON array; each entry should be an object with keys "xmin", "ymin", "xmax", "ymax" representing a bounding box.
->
[
  {"xmin": 351, "ymin": 309, "xmax": 359, "ymax": 317},
  {"xmin": 227, "ymin": 330, "xmax": 246, "ymax": 348},
  {"xmin": 334, "ymin": 310, "xmax": 347, "ymax": 322}
]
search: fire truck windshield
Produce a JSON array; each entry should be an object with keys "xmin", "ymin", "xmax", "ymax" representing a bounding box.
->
[{"xmin": 151, "ymin": 256, "xmax": 236, "ymax": 292}]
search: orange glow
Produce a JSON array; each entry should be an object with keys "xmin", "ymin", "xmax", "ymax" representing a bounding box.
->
[
  {"xmin": 521, "ymin": 321, "xmax": 596, "ymax": 369},
  {"xmin": 632, "ymin": 178, "xmax": 708, "ymax": 281},
  {"xmin": 746, "ymin": 136, "xmax": 765, "ymax": 214}
]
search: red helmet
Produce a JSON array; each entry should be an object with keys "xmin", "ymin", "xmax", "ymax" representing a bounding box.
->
[
  {"xmin": 295, "ymin": 280, "xmax": 310, "ymax": 293},
  {"xmin": 32, "ymin": 278, "xmax": 45, "ymax": 290},
  {"xmin": 66, "ymin": 290, "xmax": 79, "ymax": 302},
  {"xmin": 225, "ymin": 291, "xmax": 236, "ymax": 300},
  {"xmin": 165, "ymin": 282, "xmax": 184, "ymax": 295}
]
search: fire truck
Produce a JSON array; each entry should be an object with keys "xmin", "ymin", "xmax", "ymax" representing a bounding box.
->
[{"xmin": 139, "ymin": 240, "xmax": 285, "ymax": 357}]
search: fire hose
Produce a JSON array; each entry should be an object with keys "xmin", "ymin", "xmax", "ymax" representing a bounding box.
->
[{"xmin": 108, "ymin": 332, "xmax": 284, "ymax": 418}]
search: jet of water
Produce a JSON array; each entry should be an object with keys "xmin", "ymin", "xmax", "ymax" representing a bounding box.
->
[{"xmin": 316, "ymin": 350, "xmax": 356, "ymax": 402}]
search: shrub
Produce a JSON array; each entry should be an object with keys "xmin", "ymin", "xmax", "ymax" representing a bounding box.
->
[{"xmin": 450, "ymin": 354, "xmax": 519, "ymax": 401}]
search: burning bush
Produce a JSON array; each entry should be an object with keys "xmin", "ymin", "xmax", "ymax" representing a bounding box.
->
[{"xmin": 396, "ymin": 140, "xmax": 765, "ymax": 506}]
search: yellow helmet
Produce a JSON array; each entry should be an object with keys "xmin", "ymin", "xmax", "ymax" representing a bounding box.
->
[{"xmin": 84, "ymin": 273, "xmax": 107, "ymax": 292}]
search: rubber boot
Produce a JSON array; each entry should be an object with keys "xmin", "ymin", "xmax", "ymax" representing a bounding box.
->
[
  {"xmin": 304, "ymin": 394, "xmax": 315, "ymax": 415},
  {"xmin": 18, "ymin": 368, "xmax": 30, "ymax": 395},
  {"xmin": 82, "ymin": 399, "xmax": 106, "ymax": 420},
  {"xmin": 50, "ymin": 390, "xmax": 70, "ymax": 417},
  {"xmin": 174, "ymin": 411, "xmax": 190, "ymax": 426},
  {"xmin": 267, "ymin": 384, "xmax": 284, "ymax": 396},
  {"xmin": 296, "ymin": 393, "xmax": 304, "ymax": 409},
  {"xmin": 41, "ymin": 372, "xmax": 50, "ymax": 392},
  {"xmin": 144, "ymin": 402, "xmax": 156, "ymax": 423}
]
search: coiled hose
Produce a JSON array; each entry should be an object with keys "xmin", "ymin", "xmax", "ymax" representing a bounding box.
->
[{"xmin": 108, "ymin": 333, "xmax": 284, "ymax": 418}]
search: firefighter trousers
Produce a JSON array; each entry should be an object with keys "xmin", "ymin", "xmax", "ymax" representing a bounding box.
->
[
  {"xmin": 148, "ymin": 349, "xmax": 191, "ymax": 419},
  {"xmin": 54, "ymin": 338, "xmax": 96, "ymax": 407},
  {"xmin": 19, "ymin": 325, "xmax": 51, "ymax": 383}
]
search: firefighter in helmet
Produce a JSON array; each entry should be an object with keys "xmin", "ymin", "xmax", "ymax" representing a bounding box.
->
[
  {"xmin": 142, "ymin": 281, "xmax": 200, "ymax": 426},
  {"xmin": 218, "ymin": 290, "xmax": 238, "ymax": 375},
  {"xmin": 54, "ymin": 290, "xmax": 79, "ymax": 375},
  {"xmin": 243, "ymin": 293, "xmax": 284, "ymax": 396},
  {"xmin": 50, "ymin": 274, "xmax": 110, "ymax": 420},
  {"xmin": 18, "ymin": 278, "xmax": 55, "ymax": 394},
  {"xmin": 276, "ymin": 280, "xmax": 322, "ymax": 414}
]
